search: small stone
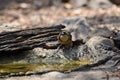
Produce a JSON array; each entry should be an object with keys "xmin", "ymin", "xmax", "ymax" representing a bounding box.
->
[
  {"xmin": 41, "ymin": 71, "xmax": 68, "ymax": 78},
  {"xmin": 25, "ymin": 71, "xmax": 34, "ymax": 75},
  {"xmin": 19, "ymin": 3, "xmax": 30, "ymax": 9},
  {"xmin": 10, "ymin": 73, "xmax": 16, "ymax": 76},
  {"xmin": 19, "ymin": 72, "xmax": 25, "ymax": 75}
]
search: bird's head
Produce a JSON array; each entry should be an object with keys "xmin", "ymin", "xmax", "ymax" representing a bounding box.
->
[{"xmin": 58, "ymin": 30, "xmax": 73, "ymax": 47}]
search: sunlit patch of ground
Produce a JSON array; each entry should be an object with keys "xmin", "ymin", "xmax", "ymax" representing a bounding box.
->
[{"xmin": 0, "ymin": 5, "xmax": 120, "ymax": 29}]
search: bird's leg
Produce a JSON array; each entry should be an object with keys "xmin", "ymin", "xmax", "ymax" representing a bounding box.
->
[{"xmin": 49, "ymin": 44, "xmax": 63, "ymax": 57}]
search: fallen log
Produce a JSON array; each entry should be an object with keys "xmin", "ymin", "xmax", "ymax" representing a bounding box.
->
[{"xmin": 0, "ymin": 24, "xmax": 65, "ymax": 53}]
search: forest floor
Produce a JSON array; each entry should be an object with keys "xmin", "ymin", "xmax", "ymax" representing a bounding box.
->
[{"xmin": 0, "ymin": 1, "xmax": 120, "ymax": 80}]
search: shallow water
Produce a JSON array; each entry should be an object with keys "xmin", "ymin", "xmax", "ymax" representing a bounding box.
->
[{"xmin": 0, "ymin": 59, "xmax": 90, "ymax": 77}]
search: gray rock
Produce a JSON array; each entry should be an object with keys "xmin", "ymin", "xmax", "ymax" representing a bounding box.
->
[
  {"xmin": 23, "ymin": 17, "xmax": 118, "ymax": 64},
  {"xmin": 33, "ymin": 0, "xmax": 63, "ymax": 8},
  {"xmin": 109, "ymin": 77, "xmax": 120, "ymax": 80},
  {"xmin": 4, "ymin": 70, "xmax": 109, "ymax": 80},
  {"xmin": 86, "ymin": 36, "xmax": 115, "ymax": 63},
  {"xmin": 88, "ymin": 0, "xmax": 112, "ymax": 9},
  {"xmin": 89, "ymin": 27, "xmax": 114, "ymax": 38},
  {"xmin": 30, "ymin": 35, "xmax": 117, "ymax": 65},
  {"xmin": 60, "ymin": 17, "xmax": 90, "ymax": 42},
  {"xmin": 33, "ymin": 0, "xmax": 51, "ymax": 8},
  {"xmin": 0, "ymin": 23, "xmax": 20, "ymax": 33},
  {"xmin": 70, "ymin": 0, "xmax": 88, "ymax": 8},
  {"xmin": 70, "ymin": 0, "xmax": 112, "ymax": 9}
]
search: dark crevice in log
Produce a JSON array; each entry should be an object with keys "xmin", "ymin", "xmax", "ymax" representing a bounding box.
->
[{"xmin": 0, "ymin": 24, "xmax": 65, "ymax": 53}]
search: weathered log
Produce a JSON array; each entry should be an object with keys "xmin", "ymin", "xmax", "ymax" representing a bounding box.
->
[{"xmin": 0, "ymin": 24, "xmax": 65, "ymax": 53}]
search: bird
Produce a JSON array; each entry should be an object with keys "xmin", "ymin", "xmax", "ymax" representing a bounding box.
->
[{"xmin": 57, "ymin": 30, "xmax": 73, "ymax": 48}]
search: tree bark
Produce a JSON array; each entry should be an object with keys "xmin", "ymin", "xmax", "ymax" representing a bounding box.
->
[{"xmin": 0, "ymin": 24, "xmax": 65, "ymax": 53}]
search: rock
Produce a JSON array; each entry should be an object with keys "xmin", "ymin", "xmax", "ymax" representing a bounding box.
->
[
  {"xmin": 0, "ymin": 23, "xmax": 20, "ymax": 33},
  {"xmin": 86, "ymin": 36, "xmax": 115, "ymax": 63},
  {"xmin": 103, "ymin": 54, "xmax": 120, "ymax": 68},
  {"xmin": 62, "ymin": 35, "xmax": 117, "ymax": 63},
  {"xmin": 19, "ymin": 3, "xmax": 31, "ymax": 9},
  {"xmin": 30, "ymin": 35, "xmax": 118, "ymax": 65},
  {"xmin": 33, "ymin": 0, "xmax": 63, "ymax": 8},
  {"xmin": 40, "ymin": 71, "xmax": 107, "ymax": 80},
  {"xmin": 70, "ymin": 0, "xmax": 88, "ymax": 8},
  {"xmin": 70, "ymin": 0, "xmax": 112, "ymax": 9},
  {"xmin": 30, "ymin": 47, "xmax": 66, "ymax": 63},
  {"xmin": 88, "ymin": 27, "xmax": 120, "ymax": 49},
  {"xmin": 41, "ymin": 71, "xmax": 68, "ymax": 78},
  {"xmin": 29, "ymin": 19, "xmax": 119, "ymax": 63},
  {"xmin": 4, "ymin": 70, "xmax": 109, "ymax": 80},
  {"xmin": 88, "ymin": 0, "xmax": 112, "ymax": 9},
  {"xmin": 0, "ymin": 17, "xmax": 119, "ymax": 78},
  {"xmin": 70, "ymin": 71, "xmax": 107, "ymax": 80},
  {"xmin": 89, "ymin": 27, "xmax": 114, "ymax": 38},
  {"xmin": 33, "ymin": 0, "xmax": 51, "ymax": 8},
  {"xmin": 60, "ymin": 17, "xmax": 90, "ymax": 42}
]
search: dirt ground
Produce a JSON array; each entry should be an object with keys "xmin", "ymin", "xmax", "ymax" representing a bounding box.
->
[{"xmin": 0, "ymin": 1, "xmax": 120, "ymax": 30}]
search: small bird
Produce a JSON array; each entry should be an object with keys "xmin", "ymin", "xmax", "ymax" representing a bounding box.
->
[{"xmin": 58, "ymin": 30, "xmax": 73, "ymax": 48}]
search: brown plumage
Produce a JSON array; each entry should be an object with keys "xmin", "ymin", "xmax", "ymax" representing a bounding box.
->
[{"xmin": 58, "ymin": 30, "xmax": 73, "ymax": 48}]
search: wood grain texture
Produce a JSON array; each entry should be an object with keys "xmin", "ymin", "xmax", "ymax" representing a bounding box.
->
[{"xmin": 0, "ymin": 24, "xmax": 65, "ymax": 53}]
